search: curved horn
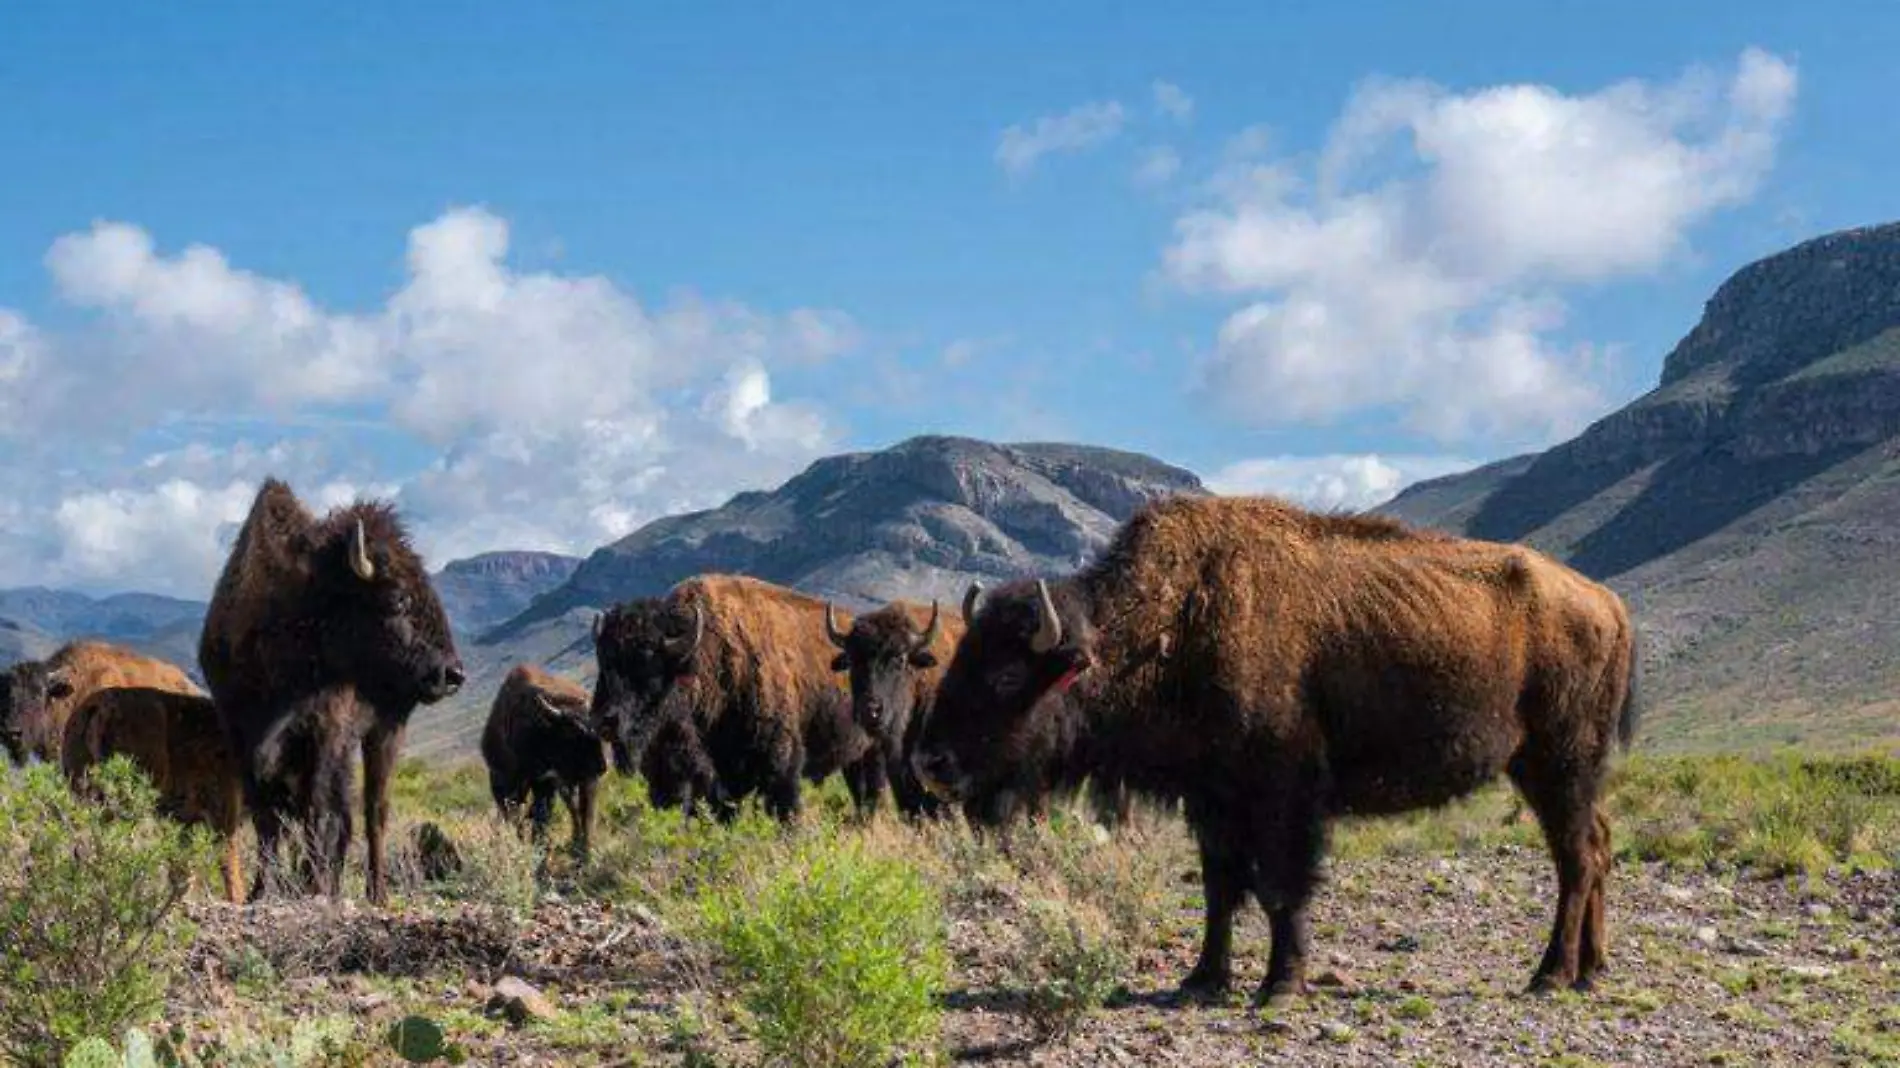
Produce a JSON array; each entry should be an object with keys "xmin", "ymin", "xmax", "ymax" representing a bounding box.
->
[
  {"xmin": 823, "ymin": 601, "xmax": 849, "ymax": 649},
  {"xmin": 348, "ymin": 519, "xmax": 376, "ymax": 582},
  {"xmin": 912, "ymin": 598, "xmax": 941, "ymax": 654},
  {"xmin": 961, "ymin": 581, "xmax": 984, "ymax": 626},
  {"xmin": 1030, "ymin": 578, "xmax": 1064, "ymax": 653},
  {"xmin": 591, "ymin": 611, "xmax": 605, "ymax": 642},
  {"xmin": 664, "ymin": 602, "xmax": 704, "ymax": 658},
  {"xmin": 533, "ymin": 692, "xmax": 567, "ymax": 718}
]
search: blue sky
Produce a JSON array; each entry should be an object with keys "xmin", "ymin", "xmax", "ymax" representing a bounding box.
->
[{"xmin": 0, "ymin": 1, "xmax": 1892, "ymax": 596}]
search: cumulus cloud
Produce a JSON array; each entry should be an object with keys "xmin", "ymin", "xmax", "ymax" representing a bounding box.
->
[
  {"xmin": 0, "ymin": 208, "xmax": 856, "ymax": 595},
  {"xmin": 1206, "ymin": 453, "xmax": 1475, "ymax": 512},
  {"xmin": 1166, "ymin": 48, "xmax": 1797, "ymax": 446},
  {"xmin": 1153, "ymin": 81, "xmax": 1194, "ymax": 123},
  {"xmin": 996, "ymin": 101, "xmax": 1128, "ymax": 176}
]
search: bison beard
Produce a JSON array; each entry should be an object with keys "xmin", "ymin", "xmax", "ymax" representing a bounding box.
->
[
  {"xmin": 198, "ymin": 479, "xmax": 463, "ymax": 906},
  {"xmin": 482, "ymin": 665, "xmax": 609, "ymax": 859},
  {"xmin": 915, "ymin": 495, "xmax": 1638, "ymax": 1005}
]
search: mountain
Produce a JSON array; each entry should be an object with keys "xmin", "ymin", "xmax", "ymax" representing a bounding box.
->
[
  {"xmin": 396, "ymin": 436, "xmax": 1208, "ymax": 760},
  {"xmin": 0, "ymin": 589, "xmax": 209, "ymax": 683},
  {"xmin": 431, "ymin": 551, "xmax": 581, "ymax": 638},
  {"xmin": 1380, "ymin": 222, "xmax": 1900, "ymax": 752}
]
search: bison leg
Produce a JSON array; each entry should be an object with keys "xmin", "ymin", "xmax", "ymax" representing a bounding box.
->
[
  {"xmin": 1511, "ymin": 768, "xmax": 1601, "ymax": 993},
  {"xmin": 1177, "ymin": 812, "xmax": 1250, "ymax": 1001},
  {"xmin": 1579, "ymin": 809, "xmax": 1613, "ymax": 983},
  {"xmin": 569, "ymin": 776, "xmax": 599, "ymax": 862},
  {"xmin": 1249, "ymin": 790, "xmax": 1326, "ymax": 1007},
  {"xmin": 527, "ymin": 781, "xmax": 557, "ymax": 846},
  {"xmin": 844, "ymin": 752, "xmax": 887, "ymax": 819},
  {"xmin": 247, "ymin": 802, "xmax": 284, "ymax": 903},
  {"xmin": 360, "ymin": 722, "xmax": 404, "ymax": 907}
]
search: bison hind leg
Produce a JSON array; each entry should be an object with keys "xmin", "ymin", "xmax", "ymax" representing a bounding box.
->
[{"xmin": 1508, "ymin": 756, "xmax": 1606, "ymax": 994}]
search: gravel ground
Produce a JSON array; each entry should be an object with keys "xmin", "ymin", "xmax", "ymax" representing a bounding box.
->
[{"xmin": 173, "ymin": 846, "xmax": 1898, "ymax": 1067}]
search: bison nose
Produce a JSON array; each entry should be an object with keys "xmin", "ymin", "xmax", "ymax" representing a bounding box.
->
[
  {"xmin": 862, "ymin": 698, "xmax": 884, "ymax": 726},
  {"xmin": 441, "ymin": 663, "xmax": 465, "ymax": 694}
]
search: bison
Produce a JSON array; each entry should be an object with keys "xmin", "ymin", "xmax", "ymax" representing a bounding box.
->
[
  {"xmin": 914, "ymin": 495, "xmax": 1638, "ymax": 1005},
  {"xmin": 592, "ymin": 575, "xmax": 877, "ymax": 822},
  {"xmin": 1, "ymin": 640, "xmax": 201, "ymax": 766},
  {"xmin": 481, "ymin": 665, "xmax": 609, "ymax": 858},
  {"xmin": 199, "ymin": 479, "xmax": 464, "ymax": 905},
  {"xmin": 61, "ymin": 686, "xmax": 246, "ymax": 903},
  {"xmin": 826, "ymin": 592, "xmax": 1129, "ymax": 829}
]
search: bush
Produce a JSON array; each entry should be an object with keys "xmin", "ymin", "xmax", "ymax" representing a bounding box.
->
[
  {"xmin": 0, "ymin": 760, "xmax": 209, "ymax": 1065},
  {"xmin": 698, "ymin": 838, "xmax": 947, "ymax": 1068},
  {"xmin": 1019, "ymin": 895, "xmax": 1127, "ymax": 1039}
]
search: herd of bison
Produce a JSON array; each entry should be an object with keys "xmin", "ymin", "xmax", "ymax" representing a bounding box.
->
[{"xmin": 0, "ymin": 477, "xmax": 1638, "ymax": 1008}]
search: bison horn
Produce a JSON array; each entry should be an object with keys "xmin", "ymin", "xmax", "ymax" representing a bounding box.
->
[
  {"xmin": 591, "ymin": 611, "xmax": 604, "ymax": 642},
  {"xmin": 1030, "ymin": 578, "xmax": 1064, "ymax": 653},
  {"xmin": 533, "ymin": 692, "xmax": 566, "ymax": 718},
  {"xmin": 348, "ymin": 519, "xmax": 376, "ymax": 582},
  {"xmin": 823, "ymin": 601, "xmax": 849, "ymax": 649},
  {"xmin": 961, "ymin": 581, "xmax": 983, "ymax": 626},
  {"xmin": 913, "ymin": 598, "xmax": 941, "ymax": 654},
  {"xmin": 664, "ymin": 602, "xmax": 704, "ymax": 658}
]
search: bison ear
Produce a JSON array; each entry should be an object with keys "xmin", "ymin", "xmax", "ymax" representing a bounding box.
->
[
  {"xmin": 830, "ymin": 652, "xmax": 851, "ymax": 673},
  {"xmin": 907, "ymin": 650, "xmax": 938, "ymax": 669}
]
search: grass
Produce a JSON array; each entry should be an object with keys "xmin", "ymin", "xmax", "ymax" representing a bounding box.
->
[{"xmin": 3, "ymin": 749, "xmax": 1897, "ymax": 1063}]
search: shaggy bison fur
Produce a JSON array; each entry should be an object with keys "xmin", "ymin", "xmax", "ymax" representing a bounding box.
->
[
  {"xmin": 61, "ymin": 686, "xmax": 246, "ymax": 902},
  {"xmin": 915, "ymin": 495, "xmax": 1639, "ymax": 1004},
  {"xmin": 592, "ymin": 575, "xmax": 876, "ymax": 822},
  {"xmin": 820, "ymin": 598, "xmax": 956, "ymax": 818},
  {"xmin": 482, "ymin": 665, "xmax": 609, "ymax": 858},
  {"xmin": 1, "ymin": 641, "xmax": 201, "ymax": 766},
  {"xmin": 198, "ymin": 479, "xmax": 464, "ymax": 905}
]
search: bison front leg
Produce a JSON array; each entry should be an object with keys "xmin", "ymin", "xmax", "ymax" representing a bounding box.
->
[
  {"xmin": 1251, "ymin": 804, "xmax": 1326, "ymax": 1008},
  {"xmin": 567, "ymin": 777, "xmax": 599, "ymax": 863},
  {"xmin": 361, "ymin": 721, "xmax": 405, "ymax": 907},
  {"xmin": 1177, "ymin": 815, "xmax": 1249, "ymax": 1002}
]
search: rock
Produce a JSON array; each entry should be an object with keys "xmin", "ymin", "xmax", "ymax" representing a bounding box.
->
[
  {"xmin": 1723, "ymin": 937, "xmax": 1771, "ymax": 958},
  {"xmin": 1378, "ymin": 934, "xmax": 1423, "ymax": 954},
  {"xmin": 1782, "ymin": 963, "xmax": 1837, "ymax": 981},
  {"xmin": 1694, "ymin": 926, "xmax": 1720, "ymax": 947},
  {"xmin": 486, "ymin": 976, "xmax": 558, "ymax": 1026},
  {"xmin": 1660, "ymin": 884, "xmax": 1697, "ymax": 906},
  {"xmin": 1317, "ymin": 1020, "xmax": 1357, "ymax": 1044},
  {"xmin": 1803, "ymin": 902, "xmax": 1833, "ymax": 919},
  {"xmin": 352, "ymin": 992, "xmax": 392, "ymax": 1015}
]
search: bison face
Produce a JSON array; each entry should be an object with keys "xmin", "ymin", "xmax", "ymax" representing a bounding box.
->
[
  {"xmin": 589, "ymin": 599, "xmax": 703, "ymax": 765},
  {"xmin": 824, "ymin": 600, "xmax": 940, "ymax": 748},
  {"xmin": 533, "ymin": 692, "xmax": 611, "ymax": 781},
  {"xmin": 321, "ymin": 518, "xmax": 464, "ymax": 711},
  {"xmin": 0, "ymin": 661, "xmax": 71, "ymax": 765},
  {"xmin": 913, "ymin": 578, "xmax": 1092, "ymax": 818}
]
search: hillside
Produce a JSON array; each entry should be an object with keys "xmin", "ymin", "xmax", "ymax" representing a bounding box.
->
[
  {"xmin": 1380, "ymin": 222, "xmax": 1900, "ymax": 751},
  {"xmin": 399, "ymin": 436, "xmax": 1207, "ymax": 759},
  {"xmin": 430, "ymin": 551, "xmax": 581, "ymax": 638}
]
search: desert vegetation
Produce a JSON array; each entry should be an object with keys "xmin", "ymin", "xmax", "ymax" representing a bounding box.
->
[{"xmin": 1, "ymin": 748, "xmax": 1894, "ymax": 1067}]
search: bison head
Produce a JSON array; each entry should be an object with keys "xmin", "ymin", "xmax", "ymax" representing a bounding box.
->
[
  {"xmin": 912, "ymin": 578, "xmax": 1094, "ymax": 817},
  {"xmin": 317, "ymin": 512, "xmax": 464, "ymax": 711},
  {"xmin": 824, "ymin": 599, "xmax": 940, "ymax": 746},
  {"xmin": 0, "ymin": 660, "xmax": 72, "ymax": 765},
  {"xmin": 589, "ymin": 598, "xmax": 703, "ymax": 767},
  {"xmin": 532, "ymin": 691, "xmax": 610, "ymax": 782}
]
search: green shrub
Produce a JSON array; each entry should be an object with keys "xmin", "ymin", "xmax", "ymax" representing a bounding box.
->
[
  {"xmin": 0, "ymin": 760, "xmax": 209, "ymax": 1066},
  {"xmin": 1019, "ymin": 895, "xmax": 1127, "ymax": 1039},
  {"xmin": 698, "ymin": 838, "xmax": 947, "ymax": 1068}
]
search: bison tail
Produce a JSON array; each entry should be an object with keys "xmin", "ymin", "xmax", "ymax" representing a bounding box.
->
[{"xmin": 1615, "ymin": 620, "xmax": 1643, "ymax": 754}]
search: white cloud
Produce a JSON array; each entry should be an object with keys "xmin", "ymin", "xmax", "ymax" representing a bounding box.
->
[
  {"xmin": 1134, "ymin": 146, "xmax": 1182, "ymax": 188},
  {"xmin": 996, "ymin": 101, "xmax": 1127, "ymax": 177},
  {"xmin": 0, "ymin": 207, "xmax": 856, "ymax": 595},
  {"xmin": 1153, "ymin": 81, "xmax": 1194, "ymax": 123},
  {"xmin": 1207, "ymin": 453, "xmax": 1476, "ymax": 512},
  {"xmin": 1165, "ymin": 48, "xmax": 1797, "ymax": 446}
]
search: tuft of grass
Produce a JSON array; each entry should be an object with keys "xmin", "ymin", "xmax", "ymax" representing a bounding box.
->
[
  {"xmin": 698, "ymin": 836, "xmax": 948, "ymax": 1068},
  {"xmin": 1019, "ymin": 894, "xmax": 1127, "ymax": 1039}
]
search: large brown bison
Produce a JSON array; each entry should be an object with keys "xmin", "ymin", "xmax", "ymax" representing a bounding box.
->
[
  {"xmin": 591, "ymin": 575, "xmax": 876, "ymax": 822},
  {"xmin": 61, "ymin": 687, "xmax": 245, "ymax": 903},
  {"xmin": 1, "ymin": 640, "xmax": 201, "ymax": 766},
  {"xmin": 481, "ymin": 665, "xmax": 608, "ymax": 858},
  {"xmin": 199, "ymin": 479, "xmax": 464, "ymax": 905},
  {"xmin": 914, "ymin": 495, "xmax": 1638, "ymax": 1005}
]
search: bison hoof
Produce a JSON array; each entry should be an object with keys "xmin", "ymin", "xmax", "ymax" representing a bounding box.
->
[
  {"xmin": 1173, "ymin": 966, "xmax": 1233, "ymax": 1005},
  {"xmin": 1526, "ymin": 971, "xmax": 1573, "ymax": 996},
  {"xmin": 1253, "ymin": 978, "xmax": 1306, "ymax": 1011}
]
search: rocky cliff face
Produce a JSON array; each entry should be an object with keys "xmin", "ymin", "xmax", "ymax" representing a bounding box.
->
[
  {"xmin": 432, "ymin": 551, "xmax": 582, "ymax": 638},
  {"xmin": 1380, "ymin": 222, "xmax": 1900, "ymax": 750}
]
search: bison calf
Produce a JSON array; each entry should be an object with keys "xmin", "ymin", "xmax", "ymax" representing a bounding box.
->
[
  {"xmin": 61, "ymin": 686, "xmax": 246, "ymax": 903},
  {"xmin": 482, "ymin": 665, "xmax": 609, "ymax": 859}
]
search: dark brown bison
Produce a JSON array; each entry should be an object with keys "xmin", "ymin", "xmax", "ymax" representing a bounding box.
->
[
  {"xmin": 1, "ymin": 641, "xmax": 201, "ymax": 766},
  {"xmin": 586, "ymin": 598, "xmax": 729, "ymax": 818},
  {"xmin": 481, "ymin": 665, "xmax": 608, "ymax": 858},
  {"xmin": 820, "ymin": 598, "xmax": 956, "ymax": 818},
  {"xmin": 914, "ymin": 495, "xmax": 1638, "ymax": 1005},
  {"xmin": 199, "ymin": 479, "xmax": 464, "ymax": 905},
  {"xmin": 591, "ymin": 575, "xmax": 876, "ymax": 822},
  {"xmin": 61, "ymin": 687, "xmax": 245, "ymax": 902}
]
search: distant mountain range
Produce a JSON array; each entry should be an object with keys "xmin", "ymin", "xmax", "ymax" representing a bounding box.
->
[{"xmin": 10, "ymin": 223, "xmax": 1900, "ymax": 760}]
